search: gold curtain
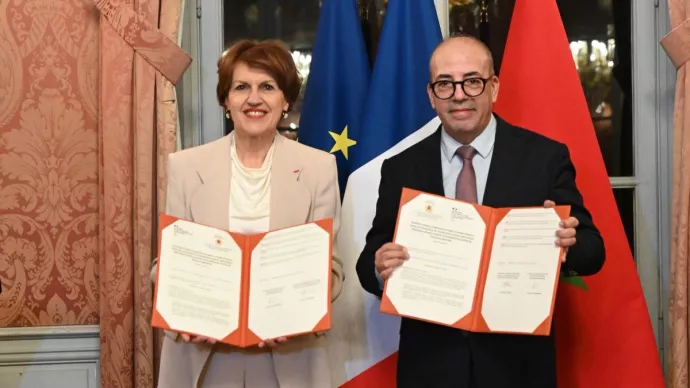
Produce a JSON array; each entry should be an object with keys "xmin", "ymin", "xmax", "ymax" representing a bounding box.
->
[
  {"xmin": 0, "ymin": 1, "xmax": 189, "ymax": 385},
  {"xmin": 661, "ymin": 0, "xmax": 690, "ymax": 386},
  {"xmin": 94, "ymin": 0, "xmax": 190, "ymax": 386}
]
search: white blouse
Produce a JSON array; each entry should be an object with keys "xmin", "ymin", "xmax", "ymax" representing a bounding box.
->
[{"xmin": 228, "ymin": 133, "xmax": 274, "ymax": 234}]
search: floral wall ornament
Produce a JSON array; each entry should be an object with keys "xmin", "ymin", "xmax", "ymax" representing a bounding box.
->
[{"xmin": 0, "ymin": 0, "xmax": 100, "ymax": 327}]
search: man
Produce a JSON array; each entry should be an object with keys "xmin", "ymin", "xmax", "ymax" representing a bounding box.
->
[{"xmin": 355, "ymin": 35, "xmax": 605, "ymax": 387}]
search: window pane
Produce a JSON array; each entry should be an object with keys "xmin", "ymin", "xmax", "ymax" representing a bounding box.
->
[
  {"xmin": 449, "ymin": 0, "xmax": 634, "ymax": 177},
  {"xmin": 223, "ymin": 1, "xmax": 322, "ymax": 138},
  {"xmin": 221, "ymin": 1, "xmax": 386, "ymax": 139},
  {"xmin": 613, "ymin": 188, "xmax": 635, "ymax": 259},
  {"xmin": 176, "ymin": 0, "xmax": 198, "ymax": 150}
]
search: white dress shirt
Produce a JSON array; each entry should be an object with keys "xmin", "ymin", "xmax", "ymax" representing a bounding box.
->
[
  {"xmin": 228, "ymin": 133, "xmax": 274, "ymax": 234},
  {"xmin": 440, "ymin": 114, "xmax": 497, "ymax": 203},
  {"xmin": 375, "ymin": 114, "xmax": 497, "ymax": 288}
]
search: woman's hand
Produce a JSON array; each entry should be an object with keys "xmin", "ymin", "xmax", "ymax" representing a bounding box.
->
[
  {"xmin": 181, "ymin": 334, "xmax": 217, "ymax": 344},
  {"xmin": 258, "ymin": 337, "xmax": 288, "ymax": 348}
]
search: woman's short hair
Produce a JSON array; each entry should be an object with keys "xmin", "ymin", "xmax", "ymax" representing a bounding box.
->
[{"xmin": 216, "ymin": 39, "xmax": 301, "ymax": 111}]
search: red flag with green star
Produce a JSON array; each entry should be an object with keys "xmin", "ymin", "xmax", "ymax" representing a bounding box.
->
[{"xmin": 491, "ymin": 0, "xmax": 664, "ymax": 387}]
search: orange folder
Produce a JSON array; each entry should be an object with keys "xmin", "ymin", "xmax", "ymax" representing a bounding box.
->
[
  {"xmin": 380, "ymin": 188, "xmax": 570, "ymax": 336},
  {"xmin": 152, "ymin": 214, "xmax": 333, "ymax": 347}
]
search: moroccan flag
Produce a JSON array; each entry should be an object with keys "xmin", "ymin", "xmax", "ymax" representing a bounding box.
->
[{"xmin": 491, "ymin": 1, "xmax": 665, "ymax": 387}]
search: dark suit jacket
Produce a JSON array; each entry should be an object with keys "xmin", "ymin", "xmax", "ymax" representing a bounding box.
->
[{"xmin": 356, "ymin": 117, "xmax": 605, "ymax": 388}]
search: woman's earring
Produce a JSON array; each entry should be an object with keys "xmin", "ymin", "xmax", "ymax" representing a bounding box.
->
[
  {"xmin": 282, "ymin": 111, "xmax": 288, "ymax": 119},
  {"xmin": 225, "ymin": 110, "xmax": 230, "ymax": 119}
]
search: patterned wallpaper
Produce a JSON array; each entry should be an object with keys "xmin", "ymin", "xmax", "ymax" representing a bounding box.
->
[{"xmin": 0, "ymin": 0, "xmax": 100, "ymax": 326}]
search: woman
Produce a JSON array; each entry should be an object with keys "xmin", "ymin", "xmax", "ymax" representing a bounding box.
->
[{"xmin": 153, "ymin": 39, "xmax": 344, "ymax": 388}]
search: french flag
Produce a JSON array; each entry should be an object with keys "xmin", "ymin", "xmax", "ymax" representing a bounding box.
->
[{"xmin": 302, "ymin": 0, "xmax": 443, "ymax": 386}]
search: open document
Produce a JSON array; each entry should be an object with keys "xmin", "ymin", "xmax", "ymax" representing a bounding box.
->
[
  {"xmin": 380, "ymin": 188, "xmax": 570, "ymax": 336},
  {"xmin": 151, "ymin": 214, "xmax": 333, "ymax": 347}
]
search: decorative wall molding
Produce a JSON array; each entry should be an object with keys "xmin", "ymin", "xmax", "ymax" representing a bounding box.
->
[
  {"xmin": 0, "ymin": 325, "xmax": 99, "ymax": 366},
  {"xmin": 198, "ymin": 0, "xmax": 225, "ymax": 144},
  {"xmin": 655, "ymin": 0, "xmax": 675, "ymax": 376}
]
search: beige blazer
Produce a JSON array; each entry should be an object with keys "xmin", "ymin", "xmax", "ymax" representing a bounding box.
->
[{"xmin": 152, "ymin": 133, "xmax": 344, "ymax": 387}]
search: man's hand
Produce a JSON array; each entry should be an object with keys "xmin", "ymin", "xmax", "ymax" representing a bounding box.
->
[
  {"xmin": 259, "ymin": 337, "xmax": 288, "ymax": 348},
  {"xmin": 181, "ymin": 334, "xmax": 217, "ymax": 344},
  {"xmin": 544, "ymin": 200, "xmax": 579, "ymax": 262},
  {"xmin": 375, "ymin": 242, "xmax": 409, "ymax": 280}
]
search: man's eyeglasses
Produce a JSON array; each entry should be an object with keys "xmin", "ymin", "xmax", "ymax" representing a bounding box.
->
[{"xmin": 429, "ymin": 77, "xmax": 490, "ymax": 99}]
